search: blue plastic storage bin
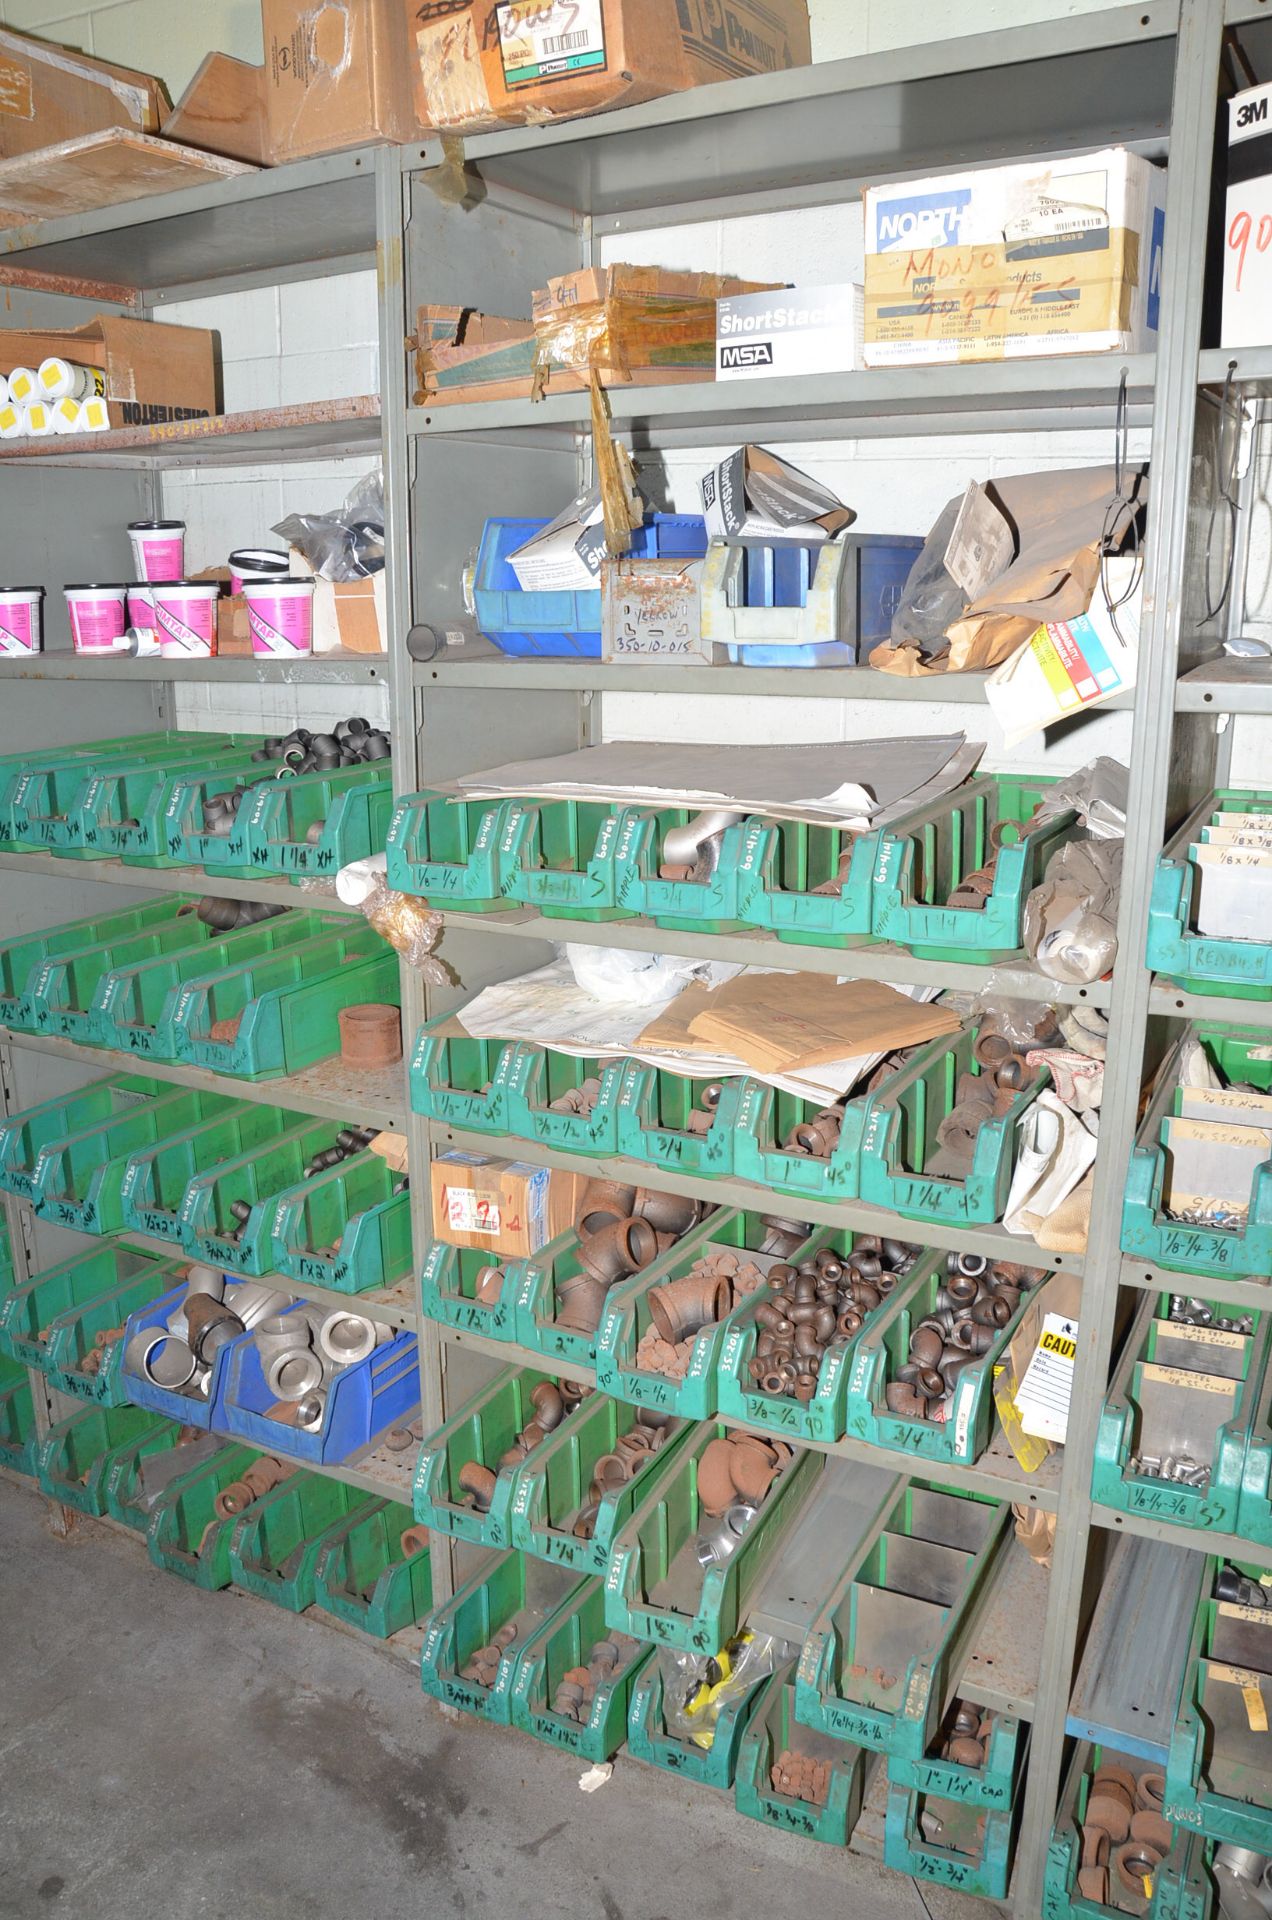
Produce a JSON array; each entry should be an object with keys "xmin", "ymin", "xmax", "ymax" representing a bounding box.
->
[
  {"xmin": 718, "ymin": 534, "xmax": 923, "ymax": 668},
  {"xmin": 474, "ymin": 514, "xmax": 708, "ymax": 658},
  {"xmin": 220, "ymin": 1306, "xmax": 420, "ymax": 1466},
  {"xmin": 118, "ymin": 1281, "xmax": 238, "ymax": 1430}
]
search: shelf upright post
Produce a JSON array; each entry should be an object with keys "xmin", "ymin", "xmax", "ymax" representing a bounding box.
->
[{"xmin": 1010, "ymin": 5, "xmax": 1227, "ymax": 1914}]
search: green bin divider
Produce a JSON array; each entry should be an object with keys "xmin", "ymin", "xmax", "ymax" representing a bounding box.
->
[
  {"xmin": 841, "ymin": 1255, "xmax": 1045, "ymax": 1468},
  {"xmin": 26, "ymin": 907, "xmax": 222, "ymax": 1045},
  {"xmin": 0, "ymin": 901, "xmax": 191, "ymax": 1031},
  {"xmin": 174, "ymin": 934, "xmax": 398, "ymax": 1079},
  {"xmin": 413, "ymin": 1363, "xmax": 554, "ymax": 1547},
  {"xmin": 734, "ymin": 816, "xmax": 879, "ymax": 948},
  {"xmin": 119, "ymin": 1100, "xmax": 303, "ymax": 1246},
  {"xmin": 510, "ymin": 1577, "xmax": 652, "ymax": 1762},
  {"xmin": 858, "ymin": 1027, "xmax": 1045, "ymax": 1226},
  {"xmin": 167, "ymin": 763, "xmax": 266, "ymax": 875},
  {"xmin": 508, "ymin": 1395, "xmax": 692, "ymax": 1577},
  {"xmin": 870, "ymin": 773, "xmax": 1065, "ymax": 962},
  {"xmin": 626, "ymin": 1650, "xmax": 767, "ymax": 1790},
  {"xmin": 0, "ymin": 1367, "xmax": 37, "ymax": 1474},
  {"xmin": 716, "ymin": 1231, "xmax": 939, "ymax": 1446},
  {"xmin": 0, "ymin": 728, "xmax": 179, "ymax": 848},
  {"xmin": 1122, "ymin": 1026, "xmax": 1272, "ymax": 1277},
  {"xmin": 604, "ymin": 1425, "xmax": 821, "ymax": 1655},
  {"xmin": 228, "ymin": 1471, "xmax": 376, "ymax": 1612},
  {"xmin": 726, "ymin": 1077, "xmax": 862, "ymax": 1202},
  {"xmin": 75, "ymin": 743, "xmax": 267, "ymax": 868},
  {"xmin": 615, "ymin": 1063, "xmax": 740, "ymax": 1177},
  {"xmin": 610, "ymin": 807, "xmax": 756, "ymax": 934},
  {"xmin": 508, "ymin": 800, "xmax": 645, "ymax": 923},
  {"xmin": 177, "ymin": 1112, "xmax": 346, "ymax": 1274},
  {"xmin": 1165, "ymin": 1554, "xmax": 1272, "ymax": 1849},
  {"xmin": 35, "ymin": 1402, "xmax": 172, "ymax": 1515},
  {"xmin": 882, "ymin": 1774, "xmax": 1017, "ymax": 1899},
  {"xmin": 239, "ymin": 763, "xmax": 395, "ymax": 880},
  {"xmin": 8, "ymin": 732, "xmax": 247, "ymax": 853},
  {"xmin": 386, "ymin": 791, "xmax": 514, "ymax": 911},
  {"xmin": 420, "ymin": 1242, "xmax": 521, "ymax": 1341},
  {"xmin": 795, "ymin": 1479, "xmax": 1008, "ymax": 1760},
  {"xmin": 419, "ymin": 1548, "xmax": 589, "ymax": 1724},
  {"xmin": 1148, "ymin": 787, "xmax": 1272, "ymax": 996},
  {"xmin": 1239, "ymin": 1339, "xmax": 1272, "ymax": 1546},
  {"xmin": 144, "ymin": 1440, "xmax": 264, "ymax": 1588},
  {"xmin": 1092, "ymin": 1289, "xmax": 1267, "ymax": 1533},
  {"xmin": 506, "ymin": 1048, "xmax": 628, "ymax": 1156},
  {"xmin": 595, "ymin": 1209, "xmax": 780, "ymax": 1421},
  {"xmin": 0, "ymin": 1072, "xmax": 159, "ymax": 1200},
  {"xmin": 30, "ymin": 1085, "xmax": 234, "ymax": 1234},
  {"xmin": 734, "ymin": 1665, "xmax": 868, "ymax": 1844},
  {"xmin": 0, "ymin": 1240, "xmax": 178, "ymax": 1393},
  {"xmin": 312, "ymin": 1498, "xmax": 433, "ymax": 1638},
  {"xmin": 1044, "ymin": 1740, "xmax": 1214, "ymax": 1920},
  {"xmin": 271, "ymin": 1147, "xmax": 412, "ymax": 1295}
]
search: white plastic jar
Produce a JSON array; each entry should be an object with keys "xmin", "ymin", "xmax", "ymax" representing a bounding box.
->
[
  {"xmin": 38, "ymin": 358, "xmax": 105, "ymax": 403},
  {"xmin": 65, "ymin": 584, "xmax": 128, "ymax": 654},
  {"xmin": 243, "ymin": 577, "xmax": 316, "ymax": 656},
  {"xmin": 0, "ymin": 587, "xmax": 44, "ymax": 655},
  {"xmin": 150, "ymin": 580, "xmax": 219, "ymax": 657}
]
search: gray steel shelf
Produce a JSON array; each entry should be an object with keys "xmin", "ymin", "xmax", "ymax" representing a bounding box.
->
[
  {"xmin": 414, "ymin": 652, "xmax": 1032, "ymax": 701},
  {"xmin": 1092, "ymin": 1501, "xmax": 1272, "ymax": 1574},
  {"xmin": 429, "ymin": 1123, "xmax": 1078, "ymax": 1273},
  {"xmin": 1176, "ymin": 657, "xmax": 1272, "ymax": 711},
  {"xmin": 434, "ymin": 903, "xmax": 1113, "ymax": 1007},
  {"xmin": 0, "ymin": 849, "xmax": 353, "ymax": 916},
  {"xmin": 1121, "ymin": 1256, "xmax": 1271, "ymax": 1314},
  {"xmin": 0, "ymin": 1026, "xmax": 403, "ymax": 1130},
  {"xmin": 1148, "ymin": 978, "xmax": 1272, "ymax": 1025},
  {"xmin": 0, "ymin": 650, "xmax": 387, "ymax": 686},
  {"xmin": 0, "ymin": 397, "xmax": 381, "ymax": 470}
]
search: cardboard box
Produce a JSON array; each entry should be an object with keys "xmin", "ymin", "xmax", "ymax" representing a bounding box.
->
[
  {"xmin": 405, "ymin": 0, "xmax": 811, "ymax": 133},
  {"xmin": 162, "ymin": 52, "xmax": 270, "ymax": 167},
  {"xmin": 430, "ymin": 1150, "xmax": 583, "ymax": 1259},
  {"xmin": 0, "ymin": 314, "xmax": 217, "ymax": 429},
  {"xmin": 863, "ymin": 147, "xmax": 1166, "ymax": 366},
  {"xmin": 263, "ymin": 0, "xmax": 419, "ymax": 162},
  {"xmin": 716, "ymin": 283, "xmax": 863, "ymax": 380},
  {"xmin": 411, "ymin": 305, "xmax": 543, "ymax": 407},
  {"xmin": 0, "ymin": 29, "xmax": 167, "ymax": 159},
  {"xmin": 1222, "ymin": 81, "xmax": 1272, "ymax": 348},
  {"xmin": 534, "ymin": 264, "xmax": 779, "ymax": 388},
  {"xmin": 312, "ymin": 574, "xmax": 387, "ymax": 654}
]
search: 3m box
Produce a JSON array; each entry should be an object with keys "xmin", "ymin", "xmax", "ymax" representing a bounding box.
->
[
  {"xmin": 863, "ymin": 148, "xmax": 1166, "ymax": 366},
  {"xmin": 405, "ymin": 0, "xmax": 811, "ymax": 134},
  {"xmin": 264, "ymin": 0, "xmax": 419, "ymax": 161},
  {"xmin": 1223, "ymin": 82, "xmax": 1272, "ymax": 347},
  {"xmin": 429, "ymin": 1151, "xmax": 583, "ymax": 1259},
  {"xmin": 0, "ymin": 29, "xmax": 167, "ymax": 159},
  {"xmin": 0, "ymin": 315, "xmax": 216, "ymax": 430}
]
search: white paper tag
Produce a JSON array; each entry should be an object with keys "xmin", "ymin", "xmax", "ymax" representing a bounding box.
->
[
  {"xmin": 445, "ymin": 1187, "xmax": 501, "ymax": 1237},
  {"xmin": 943, "ymin": 480, "xmax": 1014, "ymax": 599},
  {"xmin": 496, "ymin": 0, "xmax": 606, "ymax": 88},
  {"xmin": 1016, "ymin": 1311, "xmax": 1078, "ymax": 1443}
]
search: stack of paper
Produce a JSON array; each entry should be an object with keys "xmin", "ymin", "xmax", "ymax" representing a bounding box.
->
[
  {"xmin": 1192, "ymin": 807, "xmax": 1272, "ymax": 939},
  {"xmin": 1164, "ymin": 1082, "xmax": 1272, "ymax": 1225}
]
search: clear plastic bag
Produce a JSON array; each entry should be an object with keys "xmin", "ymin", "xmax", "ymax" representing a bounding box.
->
[
  {"xmin": 274, "ymin": 469, "xmax": 385, "ymax": 582},
  {"xmin": 1032, "ymin": 756, "xmax": 1129, "ymax": 840},
  {"xmin": 337, "ymin": 854, "xmax": 451, "ymax": 986},
  {"xmin": 564, "ymin": 943, "xmax": 741, "ymax": 1007},
  {"xmin": 888, "ymin": 495, "xmax": 968, "ymax": 656},
  {"xmin": 659, "ymin": 1631, "xmax": 788, "ymax": 1750},
  {"xmin": 1024, "ymin": 839, "xmax": 1123, "ymax": 984}
]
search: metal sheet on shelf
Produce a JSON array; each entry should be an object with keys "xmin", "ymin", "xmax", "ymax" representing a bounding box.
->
[
  {"xmin": 960, "ymin": 1539, "xmax": 1047, "ymax": 1721},
  {"xmin": 746, "ymin": 1457, "xmax": 899, "ymax": 1645},
  {"xmin": 1066, "ymin": 1536, "xmax": 1205, "ymax": 1763},
  {"xmin": 0, "ymin": 650, "xmax": 387, "ymax": 685}
]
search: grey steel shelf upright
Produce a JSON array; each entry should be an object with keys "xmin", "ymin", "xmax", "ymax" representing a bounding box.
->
[{"xmin": 0, "ymin": 2, "xmax": 1265, "ymax": 1913}]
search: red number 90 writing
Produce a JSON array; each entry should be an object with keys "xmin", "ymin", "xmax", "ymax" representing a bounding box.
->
[{"xmin": 1229, "ymin": 207, "xmax": 1272, "ymax": 291}]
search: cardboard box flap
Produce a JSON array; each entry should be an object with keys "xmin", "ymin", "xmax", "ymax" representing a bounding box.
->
[{"xmin": 162, "ymin": 52, "xmax": 269, "ymax": 166}]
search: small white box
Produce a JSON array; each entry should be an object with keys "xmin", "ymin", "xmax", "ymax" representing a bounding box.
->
[
  {"xmin": 715, "ymin": 284, "xmax": 863, "ymax": 379},
  {"xmin": 1222, "ymin": 82, "xmax": 1272, "ymax": 347}
]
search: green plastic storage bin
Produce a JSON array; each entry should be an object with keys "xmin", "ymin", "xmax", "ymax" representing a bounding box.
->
[
  {"xmin": 795, "ymin": 1480, "xmax": 1008, "ymax": 1759},
  {"xmin": 228, "ymin": 1471, "xmax": 376, "ymax": 1612},
  {"xmin": 173, "ymin": 929, "xmax": 398, "ymax": 1080},
  {"xmin": 270, "ymin": 1148, "xmax": 411, "ymax": 1295},
  {"xmin": 512, "ymin": 1205, "xmax": 705, "ymax": 1375},
  {"xmin": 725, "ymin": 1077, "xmax": 862, "ymax": 1203},
  {"xmin": 144, "ymin": 1440, "xmax": 264, "ymax": 1589},
  {"xmin": 409, "ymin": 1019, "xmax": 521, "ymax": 1135},
  {"xmin": 626, "ymin": 1651, "xmax": 767, "ymax": 1790},
  {"xmin": 508, "ymin": 1394, "xmax": 692, "ymax": 1577},
  {"xmin": 1122, "ymin": 1027, "xmax": 1272, "ymax": 1278},
  {"xmin": 858, "ymin": 1027, "xmax": 1046, "ymax": 1226},
  {"xmin": 735, "ymin": 816, "xmax": 881, "ymax": 948},
  {"xmin": 1044, "ymin": 1741, "xmax": 1214, "ymax": 1920},
  {"xmin": 883, "ymin": 1777, "xmax": 1016, "ymax": 1899},
  {"xmin": 177, "ymin": 1112, "xmax": 347, "ymax": 1273},
  {"xmin": 1091, "ymin": 1290, "xmax": 1267, "ymax": 1533},
  {"xmin": 24, "ymin": 906, "xmax": 220, "ymax": 1044},
  {"xmin": 7, "ymin": 731, "xmax": 245, "ymax": 853},
  {"xmin": 419, "ymin": 1241, "xmax": 522, "ymax": 1342},
  {"xmin": 0, "ymin": 728, "xmax": 175, "ymax": 848},
  {"xmin": 506, "ymin": 1047, "xmax": 628, "ymax": 1157},
  {"xmin": 313, "ymin": 1499, "xmax": 433, "ymax": 1639},
  {"xmin": 1148, "ymin": 787, "xmax": 1272, "ymax": 996},
  {"xmin": 716, "ymin": 1232, "xmax": 939, "ymax": 1446},
  {"xmin": 888, "ymin": 1702, "xmax": 1024, "ymax": 1813},
  {"xmin": 595, "ymin": 1209, "xmax": 778, "ymax": 1420},
  {"xmin": 119, "ymin": 1100, "xmax": 304, "ymax": 1246},
  {"xmin": 842, "ymin": 1257, "xmax": 1040, "ymax": 1469},
  {"xmin": 510, "ymin": 1577, "xmax": 652, "ymax": 1761},
  {"xmin": 0, "ymin": 1241, "xmax": 178, "ymax": 1400},
  {"xmin": 166, "ymin": 764, "xmax": 268, "ymax": 875},
  {"xmin": 507, "ymin": 800, "xmax": 646, "ymax": 923},
  {"xmin": 604, "ymin": 1425, "xmax": 821, "ymax": 1655},
  {"xmin": 0, "ymin": 899, "xmax": 191, "ymax": 1031},
  {"xmin": 413, "ymin": 1363, "xmax": 555, "ymax": 1547},
  {"xmin": 419, "ymin": 1549, "xmax": 589, "ymax": 1724},
  {"xmin": 386, "ymin": 790, "xmax": 512, "ymax": 911},
  {"xmin": 1165, "ymin": 1555, "xmax": 1272, "ymax": 1849},
  {"xmin": 0, "ymin": 1360, "xmax": 37, "ymax": 1474},
  {"xmin": 29, "ymin": 1085, "xmax": 232, "ymax": 1234},
  {"xmin": 73, "ymin": 743, "xmax": 266, "ymax": 868},
  {"xmin": 239, "ymin": 763, "xmax": 395, "ymax": 880},
  {"xmin": 735, "ymin": 1665, "xmax": 868, "ymax": 1844},
  {"xmin": 35, "ymin": 1401, "xmax": 170, "ymax": 1515},
  {"xmin": 616, "ymin": 1064, "xmax": 739, "ymax": 1177},
  {"xmin": 0, "ymin": 1072, "xmax": 159, "ymax": 1201},
  {"xmin": 1239, "ymin": 1349, "xmax": 1272, "ymax": 1547},
  {"xmin": 870, "ymin": 773, "xmax": 1064, "ymax": 962}
]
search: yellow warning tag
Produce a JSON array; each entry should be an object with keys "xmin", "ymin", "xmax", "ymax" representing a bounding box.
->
[{"xmin": 1243, "ymin": 1681, "xmax": 1269, "ymax": 1732}]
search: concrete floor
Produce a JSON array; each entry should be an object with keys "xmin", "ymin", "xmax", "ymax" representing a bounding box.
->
[{"xmin": 0, "ymin": 1477, "xmax": 994, "ymax": 1920}]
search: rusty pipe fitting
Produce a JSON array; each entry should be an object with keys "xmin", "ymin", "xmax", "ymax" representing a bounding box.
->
[
  {"xmin": 576, "ymin": 1179, "xmax": 638, "ymax": 1234},
  {"xmin": 631, "ymin": 1187, "xmax": 700, "ymax": 1236},
  {"xmin": 400, "ymin": 1524, "xmax": 430, "ymax": 1558},
  {"xmin": 529, "ymin": 1381, "xmax": 565, "ymax": 1430},
  {"xmin": 579, "ymin": 1215, "xmax": 660, "ymax": 1285},
  {"xmin": 885, "ymin": 1382, "xmax": 927, "ymax": 1419},
  {"xmin": 457, "ymin": 1460, "xmax": 498, "ymax": 1510},
  {"xmin": 337, "ymin": 1002, "xmax": 402, "ymax": 1069},
  {"xmin": 909, "ymin": 1325, "xmax": 945, "ymax": 1369},
  {"xmin": 647, "ymin": 1268, "xmax": 730, "ymax": 1345}
]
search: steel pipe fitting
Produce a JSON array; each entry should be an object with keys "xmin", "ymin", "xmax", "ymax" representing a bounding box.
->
[
  {"xmin": 318, "ymin": 1310, "xmax": 383, "ymax": 1367},
  {"xmin": 661, "ymin": 810, "xmax": 744, "ymax": 868},
  {"xmin": 183, "ymin": 1262, "xmax": 225, "ymax": 1301},
  {"xmin": 139, "ymin": 1332, "xmax": 199, "ymax": 1390},
  {"xmin": 268, "ymin": 1347, "xmax": 325, "ymax": 1401}
]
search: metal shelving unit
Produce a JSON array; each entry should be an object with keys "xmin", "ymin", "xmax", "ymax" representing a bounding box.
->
[{"xmin": 1, "ymin": 3, "xmax": 1268, "ymax": 1912}]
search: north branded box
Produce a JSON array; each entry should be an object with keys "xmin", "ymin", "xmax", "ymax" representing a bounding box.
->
[
  {"xmin": 863, "ymin": 148, "xmax": 1166, "ymax": 366},
  {"xmin": 716, "ymin": 284, "xmax": 863, "ymax": 379},
  {"xmin": 1223, "ymin": 81, "xmax": 1272, "ymax": 347}
]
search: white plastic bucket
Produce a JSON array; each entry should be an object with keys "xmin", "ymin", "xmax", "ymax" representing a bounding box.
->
[
  {"xmin": 79, "ymin": 397, "xmax": 110, "ymax": 433},
  {"xmin": 244, "ymin": 578, "xmax": 315, "ymax": 656},
  {"xmin": 6, "ymin": 366, "xmax": 36, "ymax": 404},
  {"xmin": 0, "ymin": 374, "xmax": 9, "ymax": 406},
  {"xmin": 151, "ymin": 580, "xmax": 218, "ymax": 658},
  {"xmin": 65, "ymin": 585, "xmax": 128, "ymax": 654},
  {"xmin": 38, "ymin": 358, "xmax": 106, "ymax": 402},
  {"xmin": 229, "ymin": 547, "xmax": 289, "ymax": 595},
  {"xmin": 52, "ymin": 398, "xmax": 83, "ymax": 435},
  {"xmin": 0, "ymin": 587, "xmax": 43, "ymax": 655},
  {"xmin": 128, "ymin": 520, "xmax": 185, "ymax": 583}
]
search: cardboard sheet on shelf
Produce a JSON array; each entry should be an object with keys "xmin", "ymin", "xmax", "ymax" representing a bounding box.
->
[
  {"xmin": 0, "ymin": 128, "xmax": 255, "ymax": 227},
  {"xmin": 684, "ymin": 971, "xmax": 959, "ymax": 1075}
]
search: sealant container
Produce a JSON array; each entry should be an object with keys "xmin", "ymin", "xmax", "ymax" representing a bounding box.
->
[
  {"xmin": 28, "ymin": 1085, "xmax": 233, "ymax": 1234},
  {"xmin": 626, "ymin": 1654, "xmax": 769, "ymax": 1790},
  {"xmin": 413, "ymin": 1363, "xmax": 555, "ymax": 1548},
  {"xmin": 1044, "ymin": 1740, "xmax": 1214, "ymax": 1920},
  {"xmin": 1147, "ymin": 787, "xmax": 1272, "ymax": 995},
  {"xmin": 795, "ymin": 1480, "xmax": 1008, "ymax": 1761},
  {"xmin": 242, "ymin": 577, "xmax": 316, "ymax": 656},
  {"xmin": 385, "ymin": 791, "xmax": 511, "ymax": 910},
  {"xmin": 0, "ymin": 586, "xmax": 43, "ymax": 655},
  {"xmin": 473, "ymin": 514, "xmax": 707, "ymax": 659},
  {"xmin": 509, "ymin": 1576, "xmax": 653, "ymax": 1763},
  {"xmin": 418, "ymin": 1548, "xmax": 590, "ymax": 1724},
  {"xmin": 716, "ymin": 1234, "xmax": 945, "ymax": 1447},
  {"xmin": 119, "ymin": 1100, "xmax": 304, "ymax": 1247},
  {"xmin": 313, "ymin": 1499, "xmax": 433, "ymax": 1640},
  {"xmin": 1121, "ymin": 1026, "xmax": 1272, "ymax": 1278},
  {"xmin": 734, "ymin": 1664, "xmax": 869, "ymax": 1844},
  {"xmin": 35, "ymin": 1401, "xmax": 171, "ymax": 1516},
  {"xmin": 419, "ymin": 1241, "xmax": 523, "ymax": 1343},
  {"xmin": 604, "ymin": 1424, "xmax": 822, "ymax": 1654},
  {"xmin": 229, "ymin": 1472, "xmax": 378, "ymax": 1611},
  {"xmin": 126, "ymin": 519, "xmax": 185, "ymax": 582},
  {"xmin": 221, "ymin": 1314, "xmax": 420, "ymax": 1468},
  {"xmin": 0, "ymin": 1071, "xmax": 160, "ymax": 1199},
  {"xmin": 270, "ymin": 1148, "xmax": 412, "ymax": 1296},
  {"xmin": 177, "ymin": 1112, "xmax": 352, "ymax": 1274},
  {"xmin": 1090, "ymin": 1289, "xmax": 1267, "ymax": 1533},
  {"xmin": 144, "ymin": 1439, "xmax": 264, "ymax": 1589},
  {"xmin": 24, "ymin": 907, "xmax": 224, "ymax": 1045},
  {"xmin": 238, "ymin": 763, "xmax": 395, "ymax": 880},
  {"xmin": 869, "ymin": 773, "xmax": 1067, "ymax": 962},
  {"xmin": 1164, "ymin": 1553, "xmax": 1272, "ymax": 1849},
  {"xmin": 857, "ymin": 1029, "xmax": 1048, "ymax": 1226}
]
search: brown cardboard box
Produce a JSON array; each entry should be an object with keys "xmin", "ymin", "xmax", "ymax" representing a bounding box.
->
[
  {"xmin": 533, "ymin": 265, "xmax": 779, "ymax": 390},
  {"xmin": 405, "ymin": 0, "xmax": 811, "ymax": 133},
  {"xmin": 162, "ymin": 53, "xmax": 270, "ymax": 167},
  {"xmin": 430, "ymin": 1150, "xmax": 583, "ymax": 1259},
  {"xmin": 0, "ymin": 29, "xmax": 168, "ymax": 159},
  {"xmin": 0, "ymin": 314, "xmax": 217, "ymax": 429},
  {"xmin": 263, "ymin": 0, "xmax": 419, "ymax": 161}
]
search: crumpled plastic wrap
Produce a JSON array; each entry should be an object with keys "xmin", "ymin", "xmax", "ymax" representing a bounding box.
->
[
  {"xmin": 565, "ymin": 943, "xmax": 741, "ymax": 1008},
  {"xmin": 1032, "ymin": 755, "xmax": 1129, "ymax": 839},
  {"xmin": 337, "ymin": 854, "xmax": 450, "ymax": 986},
  {"xmin": 275, "ymin": 469, "xmax": 385, "ymax": 582},
  {"xmin": 1024, "ymin": 839, "xmax": 1123, "ymax": 985},
  {"xmin": 658, "ymin": 1631, "xmax": 787, "ymax": 1751}
]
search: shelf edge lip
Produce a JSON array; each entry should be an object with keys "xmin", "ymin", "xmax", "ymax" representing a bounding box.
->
[{"xmin": 1089, "ymin": 1500, "xmax": 1272, "ymax": 1571}]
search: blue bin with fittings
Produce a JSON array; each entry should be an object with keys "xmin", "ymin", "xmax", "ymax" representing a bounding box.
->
[
  {"xmin": 473, "ymin": 514, "xmax": 708, "ymax": 658},
  {"xmin": 220, "ymin": 1303, "xmax": 420, "ymax": 1467},
  {"xmin": 699, "ymin": 534, "xmax": 923, "ymax": 668}
]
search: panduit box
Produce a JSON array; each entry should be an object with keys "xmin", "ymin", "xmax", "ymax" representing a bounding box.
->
[
  {"xmin": 1222, "ymin": 81, "xmax": 1272, "ymax": 348},
  {"xmin": 0, "ymin": 29, "xmax": 168, "ymax": 159},
  {"xmin": 0, "ymin": 315, "xmax": 217, "ymax": 429},
  {"xmin": 404, "ymin": 0, "xmax": 811, "ymax": 133},
  {"xmin": 430, "ymin": 1150, "xmax": 583, "ymax": 1259},
  {"xmin": 263, "ymin": 0, "xmax": 419, "ymax": 161},
  {"xmin": 863, "ymin": 148, "xmax": 1166, "ymax": 366}
]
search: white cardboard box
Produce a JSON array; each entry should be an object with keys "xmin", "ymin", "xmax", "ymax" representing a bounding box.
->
[
  {"xmin": 1222, "ymin": 81, "xmax": 1272, "ymax": 347},
  {"xmin": 715, "ymin": 283, "xmax": 863, "ymax": 379}
]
